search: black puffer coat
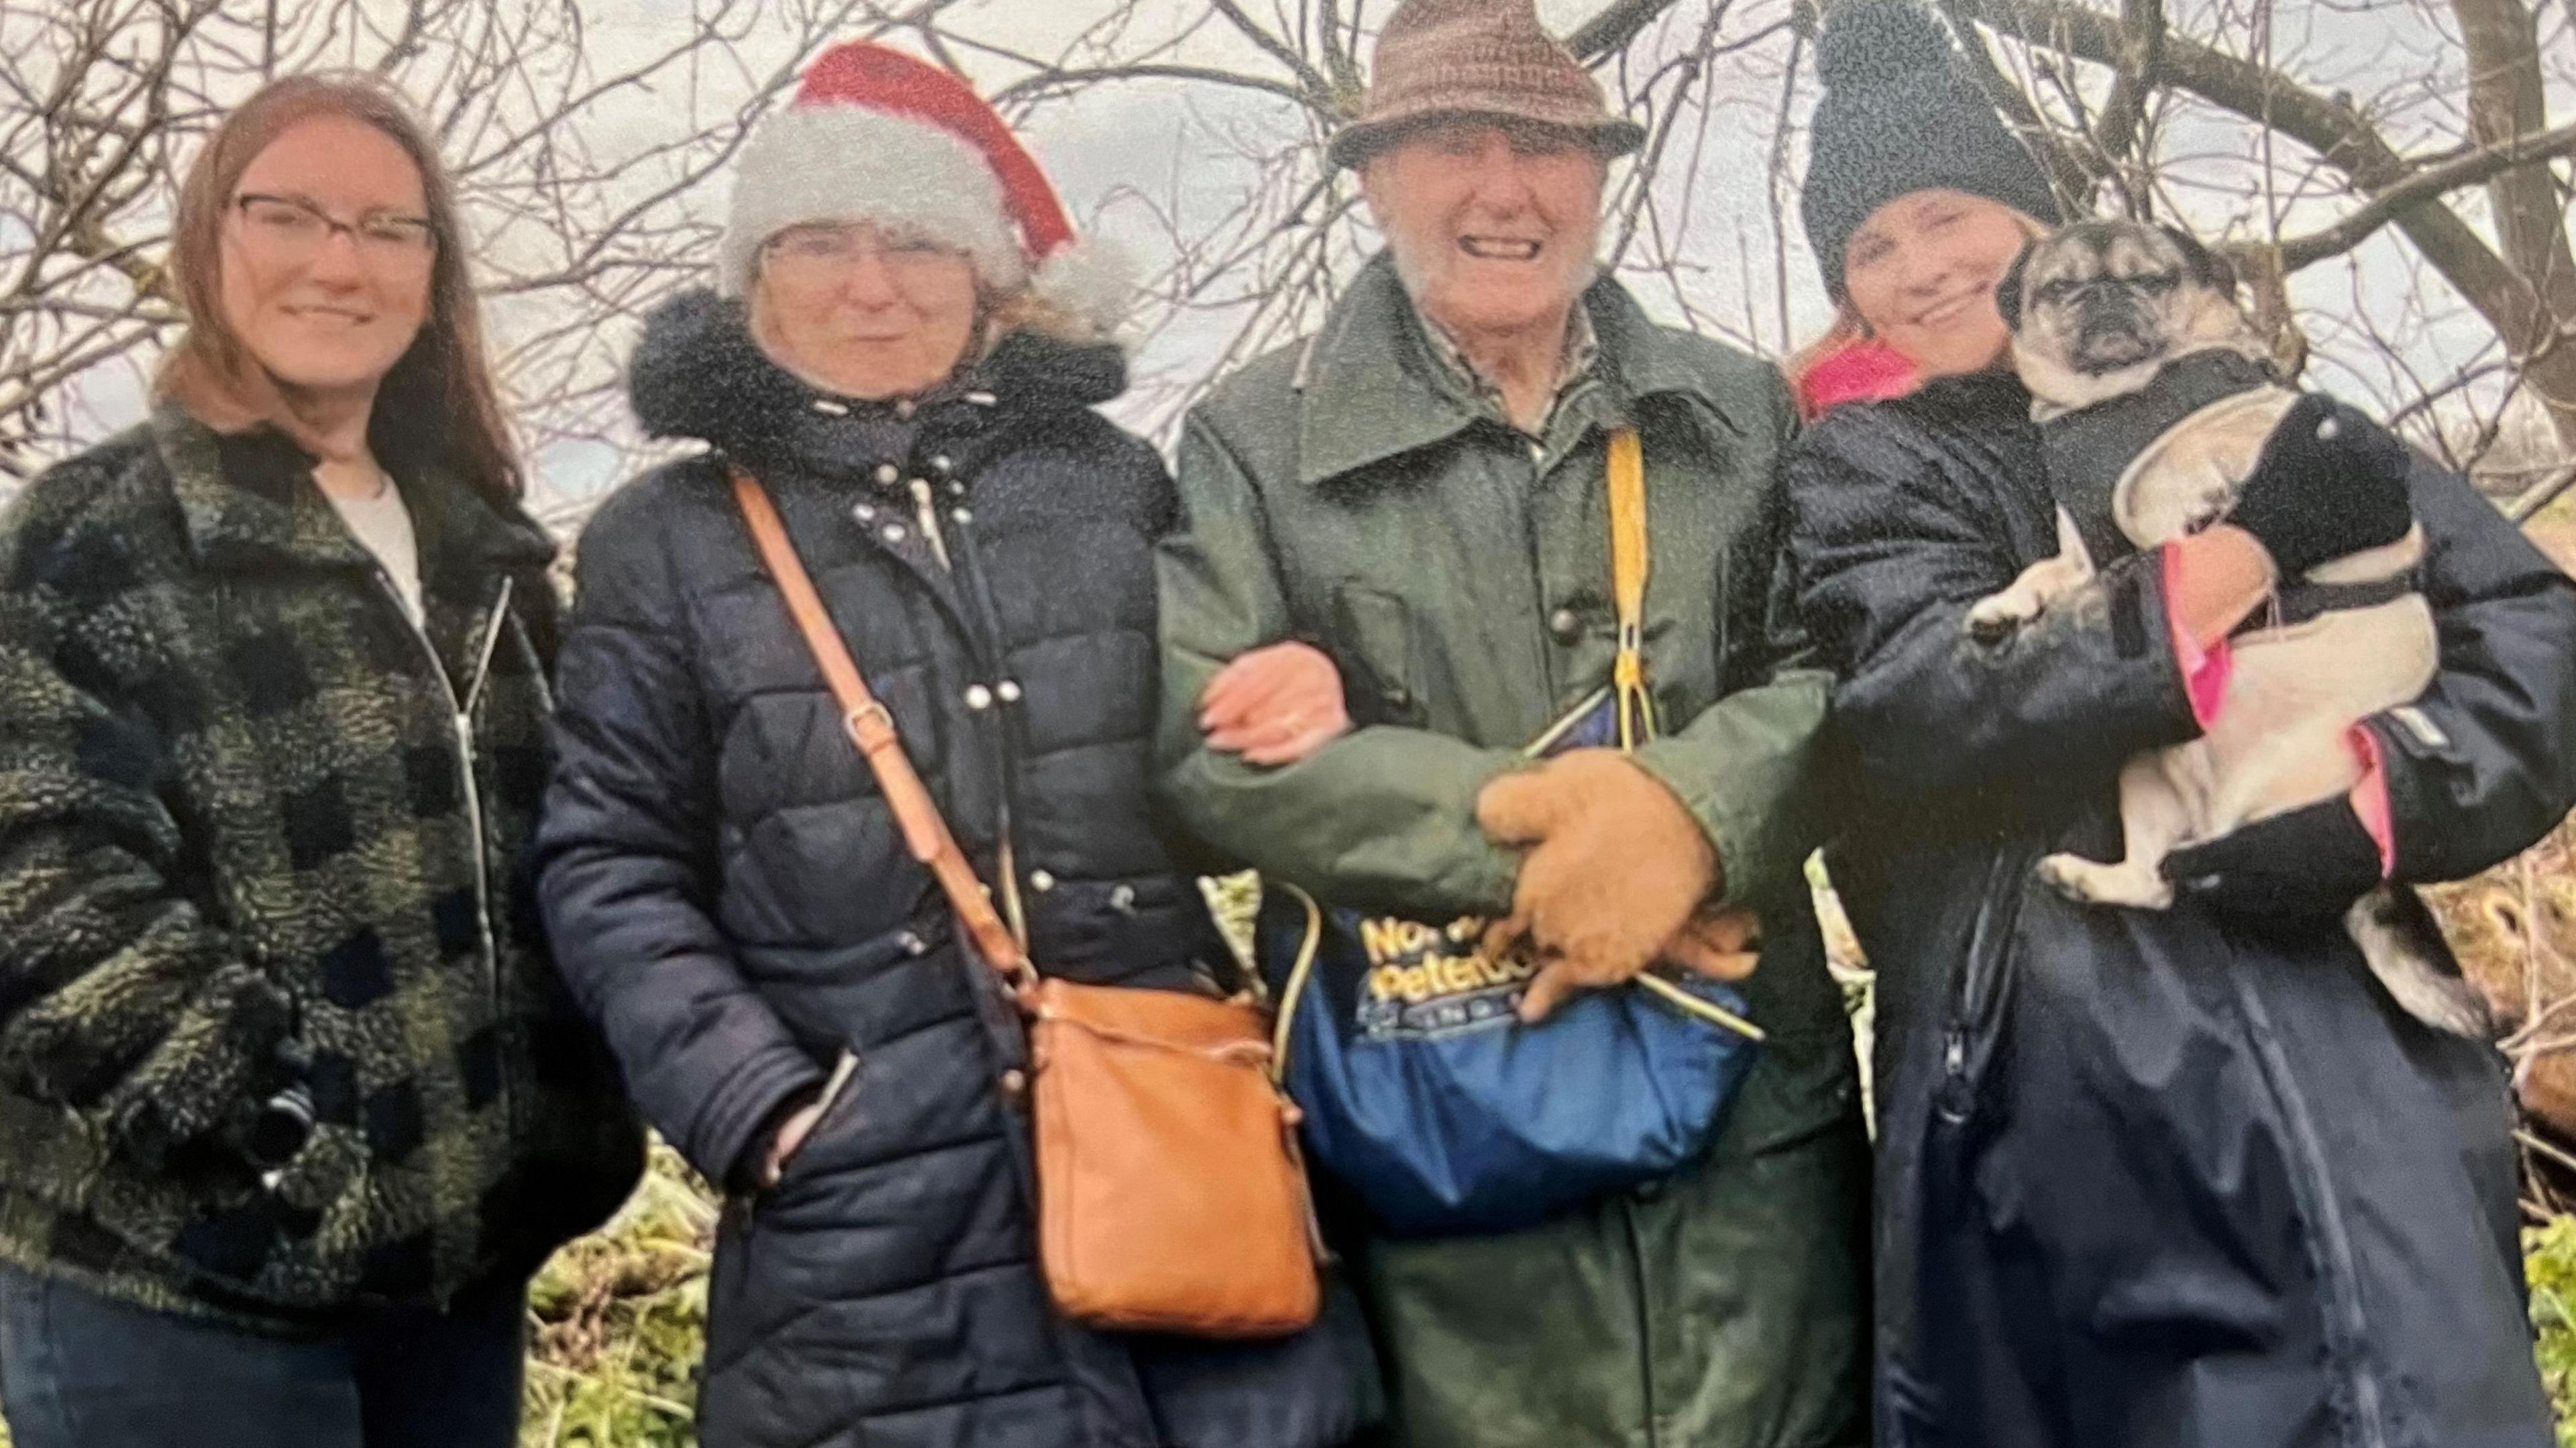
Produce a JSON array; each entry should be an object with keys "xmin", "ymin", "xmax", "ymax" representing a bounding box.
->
[
  {"xmin": 1785, "ymin": 372, "xmax": 2575, "ymax": 1448},
  {"xmin": 533, "ymin": 291, "xmax": 1380, "ymax": 1448}
]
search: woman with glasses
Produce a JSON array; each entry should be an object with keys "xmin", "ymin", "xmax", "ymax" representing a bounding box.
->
[
  {"xmin": 0, "ymin": 74, "xmax": 643, "ymax": 1448},
  {"xmin": 532, "ymin": 42, "xmax": 1377, "ymax": 1448}
]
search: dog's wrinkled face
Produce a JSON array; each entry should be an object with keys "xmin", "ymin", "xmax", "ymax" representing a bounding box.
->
[{"xmin": 2000, "ymin": 221, "xmax": 2222, "ymax": 378}]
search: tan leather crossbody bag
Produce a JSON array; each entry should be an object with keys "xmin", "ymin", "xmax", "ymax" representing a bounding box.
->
[{"xmin": 731, "ymin": 467, "xmax": 1321, "ymax": 1337}]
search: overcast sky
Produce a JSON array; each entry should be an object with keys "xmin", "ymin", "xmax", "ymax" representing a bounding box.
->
[
  {"xmin": 564, "ymin": 0, "xmax": 2565, "ymax": 445},
  {"xmin": 15, "ymin": 0, "xmax": 2569, "ymax": 500}
]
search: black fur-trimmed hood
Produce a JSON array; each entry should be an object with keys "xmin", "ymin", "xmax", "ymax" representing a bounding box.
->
[{"xmin": 627, "ymin": 288, "xmax": 1128, "ymax": 459}]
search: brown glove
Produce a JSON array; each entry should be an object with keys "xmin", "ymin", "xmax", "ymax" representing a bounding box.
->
[
  {"xmin": 1664, "ymin": 906, "xmax": 1762, "ymax": 983},
  {"xmin": 1477, "ymin": 749, "xmax": 1721, "ymax": 1022}
]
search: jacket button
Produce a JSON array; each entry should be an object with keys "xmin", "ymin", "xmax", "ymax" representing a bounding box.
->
[
  {"xmin": 1029, "ymin": 869, "xmax": 1057, "ymax": 893},
  {"xmin": 851, "ymin": 502, "xmax": 877, "ymax": 522},
  {"xmin": 874, "ymin": 463, "xmax": 900, "ymax": 486},
  {"xmin": 930, "ymin": 454, "xmax": 954, "ymax": 475},
  {"xmin": 952, "ymin": 507, "xmax": 973, "ymax": 526},
  {"xmin": 947, "ymin": 480, "xmax": 967, "ymax": 498},
  {"xmin": 964, "ymin": 684, "xmax": 994, "ymax": 710},
  {"xmin": 1549, "ymin": 607, "xmax": 1582, "ymax": 643},
  {"xmin": 900, "ymin": 931, "xmax": 928, "ymax": 956},
  {"xmin": 995, "ymin": 679, "xmax": 1022, "ymax": 703},
  {"xmin": 1000, "ymin": 1068, "xmax": 1028, "ymax": 1099},
  {"xmin": 1109, "ymin": 884, "xmax": 1137, "ymax": 914},
  {"xmin": 881, "ymin": 523, "xmax": 908, "ymax": 544},
  {"xmin": 894, "ymin": 399, "xmax": 916, "ymax": 420}
]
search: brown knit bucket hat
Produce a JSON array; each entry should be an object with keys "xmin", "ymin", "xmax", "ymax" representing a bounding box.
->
[{"xmin": 1328, "ymin": 0, "xmax": 1647, "ymax": 170}]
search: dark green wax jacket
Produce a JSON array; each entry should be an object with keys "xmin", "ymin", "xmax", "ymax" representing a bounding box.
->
[{"xmin": 1156, "ymin": 255, "xmax": 1868, "ymax": 1448}]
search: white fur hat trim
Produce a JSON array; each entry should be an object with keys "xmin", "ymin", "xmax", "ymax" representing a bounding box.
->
[
  {"xmin": 718, "ymin": 102, "xmax": 1027, "ymax": 298},
  {"xmin": 1030, "ymin": 235, "xmax": 1141, "ymax": 339}
]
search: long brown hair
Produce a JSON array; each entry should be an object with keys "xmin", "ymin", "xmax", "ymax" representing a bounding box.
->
[{"xmin": 156, "ymin": 73, "xmax": 521, "ymax": 502}]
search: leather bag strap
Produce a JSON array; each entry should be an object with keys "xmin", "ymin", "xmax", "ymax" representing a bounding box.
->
[{"xmin": 728, "ymin": 465, "xmax": 1036, "ymax": 989}]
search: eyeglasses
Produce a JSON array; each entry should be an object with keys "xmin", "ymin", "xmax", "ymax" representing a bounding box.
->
[
  {"xmin": 231, "ymin": 193, "xmax": 437, "ymax": 268},
  {"xmin": 760, "ymin": 225, "xmax": 965, "ymax": 287}
]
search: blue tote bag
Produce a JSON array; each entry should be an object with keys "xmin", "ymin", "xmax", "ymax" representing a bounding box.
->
[{"xmin": 1256, "ymin": 430, "xmax": 1763, "ymax": 1238}]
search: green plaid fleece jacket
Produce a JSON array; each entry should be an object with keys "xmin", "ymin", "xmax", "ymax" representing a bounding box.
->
[{"xmin": 0, "ymin": 404, "xmax": 641, "ymax": 1326}]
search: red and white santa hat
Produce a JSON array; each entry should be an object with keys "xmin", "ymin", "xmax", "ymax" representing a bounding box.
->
[{"xmin": 719, "ymin": 42, "xmax": 1130, "ymax": 333}]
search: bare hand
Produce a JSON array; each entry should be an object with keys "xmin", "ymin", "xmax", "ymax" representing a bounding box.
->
[
  {"xmin": 1198, "ymin": 640, "xmax": 1350, "ymax": 766},
  {"xmin": 757, "ymin": 1098, "xmax": 826, "ymax": 1190}
]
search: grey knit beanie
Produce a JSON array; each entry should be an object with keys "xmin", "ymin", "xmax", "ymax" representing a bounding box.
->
[{"xmin": 1801, "ymin": 0, "xmax": 2065, "ymax": 302}]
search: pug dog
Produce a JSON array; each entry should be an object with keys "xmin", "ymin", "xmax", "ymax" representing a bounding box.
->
[{"xmin": 1967, "ymin": 218, "xmax": 2485, "ymax": 1038}]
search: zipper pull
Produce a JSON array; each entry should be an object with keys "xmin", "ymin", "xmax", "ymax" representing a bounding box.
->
[{"xmin": 910, "ymin": 477, "xmax": 952, "ymax": 572}]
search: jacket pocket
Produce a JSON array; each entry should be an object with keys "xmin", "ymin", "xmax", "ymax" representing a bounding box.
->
[
  {"xmin": 762, "ymin": 1047, "xmax": 864, "ymax": 1198},
  {"xmin": 1934, "ymin": 850, "xmax": 2027, "ymax": 1126},
  {"xmin": 1880, "ymin": 1358, "xmax": 1943, "ymax": 1447},
  {"xmin": 1328, "ymin": 582, "xmax": 1424, "ymax": 727}
]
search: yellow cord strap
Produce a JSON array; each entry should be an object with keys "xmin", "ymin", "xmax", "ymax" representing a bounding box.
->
[
  {"xmin": 1271, "ymin": 885, "xmax": 1326, "ymax": 1080},
  {"xmin": 1607, "ymin": 429, "xmax": 1654, "ymax": 750},
  {"xmin": 1634, "ymin": 972, "xmax": 1767, "ymax": 1042}
]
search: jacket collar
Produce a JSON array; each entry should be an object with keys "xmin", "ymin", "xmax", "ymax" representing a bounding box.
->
[
  {"xmin": 627, "ymin": 288, "xmax": 1128, "ymax": 475},
  {"xmin": 1292, "ymin": 252, "xmax": 1744, "ymax": 487},
  {"xmin": 154, "ymin": 401, "xmax": 553, "ymax": 581}
]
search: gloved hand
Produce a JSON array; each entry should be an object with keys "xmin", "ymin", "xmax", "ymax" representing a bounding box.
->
[
  {"xmin": 1476, "ymin": 750, "xmax": 1719, "ymax": 1022},
  {"xmin": 2159, "ymin": 797, "xmax": 2384, "ymax": 919},
  {"xmin": 2226, "ymin": 394, "xmax": 2414, "ymax": 578},
  {"xmin": 1662, "ymin": 906, "xmax": 1762, "ymax": 983}
]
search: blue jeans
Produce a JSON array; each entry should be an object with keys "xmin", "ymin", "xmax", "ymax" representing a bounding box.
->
[{"xmin": 0, "ymin": 1264, "xmax": 525, "ymax": 1448}]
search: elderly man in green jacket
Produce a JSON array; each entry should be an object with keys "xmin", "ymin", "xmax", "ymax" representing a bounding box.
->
[{"xmin": 1153, "ymin": 2, "xmax": 1868, "ymax": 1444}]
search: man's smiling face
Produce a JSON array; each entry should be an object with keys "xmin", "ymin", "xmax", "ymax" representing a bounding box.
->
[{"xmin": 1362, "ymin": 117, "xmax": 1607, "ymax": 343}]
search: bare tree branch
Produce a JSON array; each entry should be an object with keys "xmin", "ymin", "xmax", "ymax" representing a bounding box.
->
[
  {"xmin": 2087, "ymin": 0, "xmax": 2161, "ymax": 210},
  {"xmin": 991, "ymin": 62, "xmax": 1308, "ymax": 108},
  {"xmin": 1208, "ymin": 0, "xmax": 1337, "ymax": 109},
  {"xmin": 1568, "ymin": 0, "xmax": 1692, "ymax": 60},
  {"xmin": 2273, "ymin": 119, "xmax": 2576, "ymax": 270},
  {"xmin": 1948, "ymin": 0, "xmax": 2576, "ymax": 449}
]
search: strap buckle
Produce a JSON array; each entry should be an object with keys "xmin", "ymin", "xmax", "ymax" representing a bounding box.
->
[{"xmin": 843, "ymin": 701, "xmax": 895, "ymax": 747}]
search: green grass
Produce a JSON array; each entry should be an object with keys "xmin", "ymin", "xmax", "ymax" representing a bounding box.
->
[
  {"xmin": 2528, "ymin": 1217, "xmax": 2576, "ymax": 1445},
  {"xmin": 519, "ymin": 1143, "xmax": 717, "ymax": 1447}
]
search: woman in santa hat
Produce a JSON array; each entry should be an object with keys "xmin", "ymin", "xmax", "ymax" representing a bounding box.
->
[{"xmin": 532, "ymin": 42, "xmax": 1381, "ymax": 1448}]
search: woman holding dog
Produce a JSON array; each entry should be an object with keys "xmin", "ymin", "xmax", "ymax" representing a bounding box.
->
[{"xmin": 1784, "ymin": 3, "xmax": 2575, "ymax": 1445}]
